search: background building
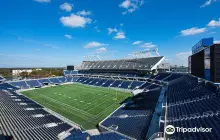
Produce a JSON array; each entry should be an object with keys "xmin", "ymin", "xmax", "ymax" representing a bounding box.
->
[
  {"xmin": 12, "ymin": 69, "xmax": 33, "ymax": 76},
  {"xmin": 170, "ymin": 66, "xmax": 188, "ymax": 73},
  {"xmin": 12, "ymin": 69, "xmax": 42, "ymax": 76},
  {"xmin": 189, "ymin": 38, "xmax": 220, "ymax": 83},
  {"xmin": 157, "ymin": 63, "xmax": 170, "ymax": 72}
]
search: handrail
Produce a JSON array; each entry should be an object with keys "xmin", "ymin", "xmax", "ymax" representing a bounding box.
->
[{"xmin": 148, "ymin": 132, "xmax": 164, "ymax": 140}]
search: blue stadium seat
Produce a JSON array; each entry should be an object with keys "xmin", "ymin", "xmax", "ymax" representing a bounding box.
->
[
  {"xmin": 138, "ymin": 82, "xmax": 152, "ymax": 89},
  {"xmin": 90, "ymin": 132, "xmax": 129, "ymax": 140},
  {"xmin": 95, "ymin": 79, "xmax": 108, "ymax": 86},
  {"xmin": 101, "ymin": 108, "xmax": 152, "ymax": 139},
  {"xmin": 0, "ymin": 83, "xmax": 19, "ymax": 90},
  {"xmin": 167, "ymin": 114, "xmax": 220, "ymax": 140},
  {"xmin": 83, "ymin": 78, "xmax": 94, "ymax": 84},
  {"xmin": 49, "ymin": 77, "xmax": 62, "ymax": 84},
  {"xmin": 163, "ymin": 74, "xmax": 183, "ymax": 82},
  {"xmin": 64, "ymin": 129, "xmax": 88, "ymax": 140},
  {"xmin": 38, "ymin": 78, "xmax": 50, "ymax": 85},
  {"xmin": 76, "ymin": 77, "xmax": 87, "ymax": 83},
  {"xmin": 118, "ymin": 81, "xmax": 132, "ymax": 89},
  {"xmin": 87, "ymin": 78, "xmax": 100, "ymax": 85},
  {"xmin": 102, "ymin": 80, "xmax": 115, "ymax": 87},
  {"xmin": 0, "ymin": 76, "xmax": 4, "ymax": 81},
  {"xmin": 66, "ymin": 76, "xmax": 73, "ymax": 82},
  {"xmin": 0, "ymin": 89, "xmax": 73, "ymax": 140},
  {"xmin": 146, "ymin": 84, "xmax": 160, "ymax": 90},
  {"xmin": 64, "ymin": 70, "xmax": 71, "ymax": 75},
  {"xmin": 154, "ymin": 73, "xmax": 171, "ymax": 80},
  {"xmin": 9, "ymin": 81, "xmax": 29, "ymax": 89},
  {"xmin": 101, "ymin": 88, "xmax": 162, "ymax": 139},
  {"xmin": 57, "ymin": 77, "xmax": 66, "ymax": 83},
  {"xmin": 72, "ymin": 76, "xmax": 79, "ymax": 82},
  {"xmin": 165, "ymin": 74, "xmax": 220, "ymax": 140},
  {"xmin": 110, "ymin": 80, "xmax": 123, "ymax": 88},
  {"xmin": 26, "ymin": 80, "xmax": 41, "ymax": 88},
  {"xmin": 126, "ymin": 74, "xmax": 136, "ymax": 77},
  {"xmin": 128, "ymin": 81, "xmax": 144, "ymax": 89}
]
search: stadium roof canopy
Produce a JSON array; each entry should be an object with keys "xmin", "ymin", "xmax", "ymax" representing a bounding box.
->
[{"xmin": 80, "ymin": 56, "xmax": 165, "ymax": 71}]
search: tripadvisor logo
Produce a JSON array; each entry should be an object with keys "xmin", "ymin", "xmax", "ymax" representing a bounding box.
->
[{"xmin": 165, "ymin": 125, "xmax": 175, "ymax": 135}]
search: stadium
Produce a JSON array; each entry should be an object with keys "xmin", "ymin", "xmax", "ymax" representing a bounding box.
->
[
  {"xmin": 1, "ymin": 37, "xmax": 220, "ymax": 140},
  {"xmin": 1, "ymin": 0, "xmax": 220, "ymax": 140}
]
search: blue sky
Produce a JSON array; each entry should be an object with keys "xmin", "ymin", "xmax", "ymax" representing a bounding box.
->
[{"xmin": 0, "ymin": 0, "xmax": 220, "ymax": 67}]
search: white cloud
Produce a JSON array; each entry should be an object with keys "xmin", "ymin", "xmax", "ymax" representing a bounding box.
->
[
  {"xmin": 94, "ymin": 26, "xmax": 100, "ymax": 32},
  {"xmin": 165, "ymin": 58, "xmax": 172, "ymax": 61},
  {"xmin": 84, "ymin": 42, "xmax": 108, "ymax": 48},
  {"xmin": 114, "ymin": 31, "xmax": 126, "ymax": 39},
  {"xmin": 60, "ymin": 14, "xmax": 92, "ymax": 28},
  {"xmin": 128, "ymin": 8, "xmax": 136, "ymax": 13},
  {"xmin": 108, "ymin": 28, "xmax": 118, "ymax": 35},
  {"xmin": 214, "ymin": 40, "xmax": 220, "ymax": 44},
  {"xmin": 180, "ymin": 27, "xmax": 207, "ymax": 36},
  {"xmin": 176, "ymin": 52, "xmax": 191, "ymax": 56},
  {"xmin": 200, "ymin": 0, "xmax": 216, "ymax": 8},
  {"xmin": 132, "ymin": 41, "xmax": 143, "ymax": 45},
  {"xmin": 119, "ymin": 0, "xmax": 144, "ymax": 15},
  {"xmin": 200, "ymin": 0, "xmax": 211, "ymax": 8},
  {"xmin": 77, "ymin": 10, "xmax": 92, "ymax": 16},
  {"xmin": 96, "ymin": 47, "xmax": 107, "ymax": 53},
  {"xmin": 60, "ymin": 3, "xmax": 73, "ymax": 12},
  {"xmin": 64, "ymin": 34, "xmax": 72, "ymax": 39},
  {"xmin": 120, "ymin": 0, "xmax": 132, "ymax": 8},
  {"xmin": 207, "ymin": 18, "xmax": 220, "ymax": 27},
  {"xmin": 176, "ymin": 51, "xmax": 192, "ymax": 66},
  {"xmin": 122, "ymin": 11, "xmax": 128, "ymax": 15},
  {"xmin": 141, "ymin": 42, "xmax": 156, "ymax": 48},
  {"xmin": 34, "ymin": 0, "xmax": 50, "ymax": 3}
]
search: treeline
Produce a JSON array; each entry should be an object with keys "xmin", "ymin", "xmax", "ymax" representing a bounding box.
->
[
  {"xmin": 0, "ymin": 68, "xmax": 13, "ymax": 77},
  {"xmin": 0, "ymin": 68, "xmax": 65, "ymax": 78}
]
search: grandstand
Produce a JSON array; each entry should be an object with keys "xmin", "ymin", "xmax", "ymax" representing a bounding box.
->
[
  {"xmin": 0, "ymin": 76, "xmax": 5, "ymax": 83},
  {"xmin": 1, "ymin": 53, "xmax": 220, "ymax": 140},
  {"xmin": 0, "ymin": 89, "xmax": 75, "ymax": 140},
  {"xmin": 165, "ymin": 75, "xmax": 220, "ymax": 140},
  {"xmin": 81, "ymin": 56, "xmax": 164, "ymax": 71}
]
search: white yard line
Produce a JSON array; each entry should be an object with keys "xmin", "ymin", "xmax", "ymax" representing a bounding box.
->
[
  {"xmin": 86, "ymin": 98, "xmax": 114, "ymax": 112},
  {"xmin": 81, "ymin": 94, "xmax": 114, "ymax": 110},
  {"xmin": 34, "ymin": 91, "xmax": 124, "ymax": 120},
  {"xmin": 40, "ymin": 100, "xmax": 97, "ymax": 125},
  {"xmin": 36, "ymin": 93, "xmax": 96, "ymax": 118},
  {"xmin": 22, "ymin": 84, "xmax": 130, "ymax": 127}
]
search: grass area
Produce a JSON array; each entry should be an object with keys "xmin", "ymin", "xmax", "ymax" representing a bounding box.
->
[{"xmin": 21, "ymin": 83, "xmax": 131, "ymax": 130}]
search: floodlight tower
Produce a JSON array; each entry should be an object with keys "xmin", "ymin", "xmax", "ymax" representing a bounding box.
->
[
  {"xmin": 84, "ymin": 55, "xmax": 102, "ymax": 61},
  {"xmin": 131, "ymin": 48, "xmax": 160, "ymax": 59},
  {"xmin": 154, "ymin": 48, "xmax": 160, "ymax": 56}
]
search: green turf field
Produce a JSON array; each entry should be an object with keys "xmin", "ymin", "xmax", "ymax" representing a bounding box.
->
[{"xmin": 21, "ymin": 83, "xmax": 131, "ymax": 130}]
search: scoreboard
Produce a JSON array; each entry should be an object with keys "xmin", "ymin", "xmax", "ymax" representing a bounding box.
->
[
  {"xmin": 189, "ymin": 37, "xmax": 220, "ymax": 83},
  {"xmin": 67, "ymin": 65, "xmax": 74, "ymax": 70},
  {"xmin": 192, "ymin": 38, "xmax": 213, "ymax": 55}
]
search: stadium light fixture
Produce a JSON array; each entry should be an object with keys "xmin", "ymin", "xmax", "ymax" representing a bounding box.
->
[{"xmin": 132, "ymin": 48, "xmax": 160, "ymax": 58}]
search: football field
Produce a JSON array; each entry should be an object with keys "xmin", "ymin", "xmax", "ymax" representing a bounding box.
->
[{"xmin": 21, "ymin": 83, "xmax": 131, "ymax": 130}]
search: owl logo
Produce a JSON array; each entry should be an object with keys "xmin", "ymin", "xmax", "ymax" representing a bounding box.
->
[{"xmin": 165, "ymin": 125, "xmax": 175, "ymax": 135}]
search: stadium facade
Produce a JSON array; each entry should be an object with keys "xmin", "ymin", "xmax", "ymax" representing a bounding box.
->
[
  {"xmin": 189, "ymin": 38, "xmax": 220, "ymax": 83},
  {"xmin": 1, "ymin": 50, "xmax": 220, "ymax": 140}
]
